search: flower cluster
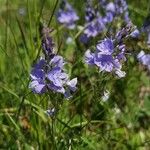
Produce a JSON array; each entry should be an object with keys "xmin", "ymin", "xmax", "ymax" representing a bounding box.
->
[
  {"xmin": 85, "ymin": 38, "xmax": 126, "ymax": 78},
  {"xmin": 137, "ymin": 51, "xmax": 150, "ymax": 70},
  {"xmin": 80, "ymin": 1, "xmax": 106, "ymax": 42},
  {"xmin": 100, "ymin": 0, "xmax": 130, "ymax": 22},
  {"xmin": 80, "ymin": 0, "xmax": 130, "ymax": 43},
  {"xmin": 57, "ymin": 0, "xmax": 79, "ymax": 29},
  {"xmin": 114, "ymin": 0, "xmax": 130, "ymax": 22},
  {"xmin": 84, "ymin": 23, "xmax": 135, "ymax": 78},
  {"xmin": 29, "ymin": 26, "xmax": 77, "ymax": 98}
]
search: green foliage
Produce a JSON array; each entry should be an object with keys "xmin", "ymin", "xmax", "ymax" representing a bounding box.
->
[{"xmin": 0, "ymin": 0, "xmax": 150, "ymax": 149}]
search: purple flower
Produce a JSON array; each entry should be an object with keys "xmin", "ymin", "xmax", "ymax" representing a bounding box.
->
[
  {"xmin": 29, "ymin": 58, "xmax": 46, "ymax": 93},
  {"xmin": 115, "ymin": 22, "xmax": 134, "ymax": 42},
  {"xmin": 85, "ymin": 1, "xmax": 98, "ymax": 22},
  {"xmin": 84, "ymin": 17, "xmax": 105, "ymax": 38},
  {"xmin": 50, "ymin": 55, "xmax": 66, "ymax": 69},
  {"xmin": 29, "ymin": 79, "xmax": 46, "ymax": 94},
  {"xmin": 137, "ymin": 51, "xmax": 150, "ymax": 70},
  {"xmin": 96, "ymin": 38, "xmax": 114, "ymax": 55},
  {"xmin": 29, "ymin": 56, "xmax": 77, "ymax": 98},
  {"xmin": 47, "ymin": 67, "xmax": 68, "ymax": 94},
  {"xmin": 130, "ymin": 29, "xmax": 140, "ymax": 38},
  {"xmin": 84, "ymin": 38, "xmax": 126, "ymax": 78},
  {"xmin": 57, "ymin": 1, "xmax": 79, "ymax": 29},
  {"xmin": 29, "ymin": 26, "xmax": 77, "ymax": 98},
  {"xmin": 115, "ymin": 0, "xmax": 130, "ymax": 22},
  {"xmin": 85, "ymin": 50, "xmax": 95, "ymax": 65}
]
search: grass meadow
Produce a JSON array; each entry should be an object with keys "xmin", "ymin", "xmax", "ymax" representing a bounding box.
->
[{"xmin": 0, "ymin": 0, "xmax": 150, "ymax": 149}]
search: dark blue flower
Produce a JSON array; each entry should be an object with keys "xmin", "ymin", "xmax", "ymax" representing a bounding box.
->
[{"xmin": 85, "ymin": 1, "xmax": 97, "ymax": 22}]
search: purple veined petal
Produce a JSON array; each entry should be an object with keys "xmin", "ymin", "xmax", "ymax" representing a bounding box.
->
[
  {"xmin": 100, "ymin": 62, "xmax": 114, "ymax": 72},
  {"xmin": 53, "ymin": 77, "xmax": 63, "ymax": 87},
  {"xmin": 137, "ymin": 51, "xmax": 150, "ymax": 68},
  {"xmin": 48, "ymin": 83, "xmax": 65, "ymax": 94},
  {"xmin": 47, "ymin": 67, "xmax": 68, "ymax": 87},
  {"xmin": 59, "ymin": 72, "xmax": 69, "ymax": 80},
  {"xmin": 67, "ymin": 78, "xmax": 77, "ymax": 92},
  {"xmin": 84, "ymin": 22, "xmax": 99, "ymax": 37},
  {"xmin": 84, "ymin": 49, "xmax": 95, "ymax": 65},
  {"xmin": 115, "ymin": 69, "xmax": 126, "ymax": 78},
  {"xmin": 47, "ymin": 67, "xmax": 61, "ymax": 78},
  {"xmin": 50, "ymin": 55, "xmax": 65, "ymax": 68},
  {"xmin": 141, "ymin": 55, "xmax": 150, "ymax": 66},
  {"xmin": 138, "ymin": 51, "xmax": 150, "ymax": 69},
  {"xmin": 94, "ymin": 54, "xmax": 114, "ymax": 72},
  {"xmin": 137, "ymin": 51, "xmax": 145, "ymax": 60},
  {"xmin": 96, "ymin": 38, "xmax": 114, "ymax": 55},
  {"xmin": 113, "ymin": 58, "xmax": 122, "ymax": 69},
  {"xmin": 48, "ymin": 75, "xmax": 63, "ymax": 87},
  {"xmin": 30, "ymin": 69, "xmax": 45, "ymax": 80},
  {"xmin": 118, "ymin": 44, "xmax": 126, "ymax": 52},
  {"xmin": 29, "ymin": 80, "xmax": 46, "ymax": 93},
  {"xmin": 117, "ymin": 53, "xmax": 126, "ymax": 61}
]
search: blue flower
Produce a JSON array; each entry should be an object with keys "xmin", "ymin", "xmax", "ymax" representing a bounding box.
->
[
  {"xmin": 29, "ymin": 56, "xmax": 77, "ymax": 98},
  {"xmin": 84, "ymin": 38, "xmax": 126, "ymax": 78},
  {"xmin": 138, "ymin": 51, "xmax": 150, "ymax": 70},
  {"xmin": 85, "ymin": 1, "xmax": 97, "ymax": 22},
  {"xmin": 130, "ymin": 29, "xmax": 140, "ymax": 38},
  {"xmin": 84, "ymin": 17, "xmax": 105, "ymax": 38},
  {"xmin": 57, "ymin": 1, "xmax": 79, "ymax": 29},
  {"xmin": 114, "ymin": 0, "xmax": 130, "ymax": 22},
  {"xmin": 29, "ymin": 26, "xmax": 77, "ymax": 98},
  {"xmin": 115, "ymin": 22, "xmax": 133, "ymax": 42},
  {"xmin": 29, "ymin": 58, "xmax": 46, "ymax": 93}
]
